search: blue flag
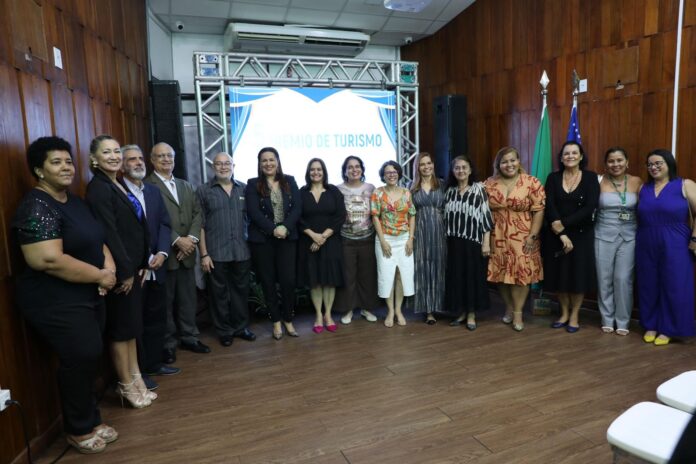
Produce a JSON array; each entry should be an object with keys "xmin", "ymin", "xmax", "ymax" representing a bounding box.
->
[{"xmin": 566, "ymin": 103, "xmax": 581, "ymax": 144}]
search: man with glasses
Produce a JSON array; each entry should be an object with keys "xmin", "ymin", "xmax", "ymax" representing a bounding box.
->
[
  {"xmin": 145, "ymin": 143, "xmax": 210, "ymax": 363},
  {"xmin": 197, "ymin": 152, "xmax": 255, "ymax": 347}
]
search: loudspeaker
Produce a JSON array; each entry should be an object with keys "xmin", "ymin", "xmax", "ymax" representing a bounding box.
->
[
  {"xmin": 149, "ymin": 80, "xmax": 188, "ymax": 180},
  {"xmin": 433, "ymin": 95, "xmax": 467, "ymax": 180}
]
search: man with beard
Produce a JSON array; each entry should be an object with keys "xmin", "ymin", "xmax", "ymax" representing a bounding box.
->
[
  {"xmin": 121, "ymin": 145, "xmax": 181, "ymax": 385},
  {"xmin": 197, "ymin": 152, "xmax": 255, "ymax": 347}
]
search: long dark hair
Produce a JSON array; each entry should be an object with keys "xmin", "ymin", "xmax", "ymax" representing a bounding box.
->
[
  {"xmin": 304, "ymin": 158, "xmax": 329, "ymax": 188},
  {"xmin": 646, "ymin": 149, "xmax": 677, "ymax": 183},
  {"xmin": 446, "ymin": 155, "xmax": 477, "ymax": 188},
  {"xmin": 256, "ymin": 147, "xmax": 289, "ymax": 196},
  {"xmin": 557, "ymin": 141, "xmax": 588, "ymax": 171},
  {"xmin": 411, "ymin": 152, "xmax": 441, "ymax": 192}
]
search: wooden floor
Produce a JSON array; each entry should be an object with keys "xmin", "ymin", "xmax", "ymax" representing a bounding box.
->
[{"xmin": 36, "ymin": 298, "xmax": 696, "ymax": 464}]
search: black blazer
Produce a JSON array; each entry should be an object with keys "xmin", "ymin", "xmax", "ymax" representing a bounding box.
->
[
  {"xmin": 85, "ymin": 170, "xmax": 149, "ymax": 282},
  {"xmin": 245, "ymin": 175, "xmax": 301, "ymax": 243},
  {"xmin": 142, "ymin": 183, "xmax": 172, "ymax": 283}
]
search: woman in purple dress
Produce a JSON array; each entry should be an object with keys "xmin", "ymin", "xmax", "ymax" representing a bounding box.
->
[{"xmin": 636, "ymin": 149, "xmax": 696, "ymax": 345}]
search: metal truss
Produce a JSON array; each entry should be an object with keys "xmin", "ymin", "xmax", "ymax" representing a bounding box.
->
[{"xmin": 193, "ymin": 52, "xmax": 419, "ymax": 182}]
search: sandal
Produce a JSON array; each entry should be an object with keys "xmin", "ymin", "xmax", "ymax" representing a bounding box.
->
[
  {"xmin": 94, "ymin": 424, "xmax": 118, "ymax": 444},
  {"xmin": 501, "ymin": 312, "xmax": 513, "ymax": 324},
  {"xmin": 512, "ymin": 311, "xmax": 524, "ymax": 332},
  {"xmin": 67, "ymin": 433, "xmax": 106, "ymax": 454}
]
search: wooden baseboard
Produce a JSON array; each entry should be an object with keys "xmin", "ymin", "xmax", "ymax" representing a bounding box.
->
[{"xmin": 10, "ymin": 415, "xmax": 62, "ymax": 464}]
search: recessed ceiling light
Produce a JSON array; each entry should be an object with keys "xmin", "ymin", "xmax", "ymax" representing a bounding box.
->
[{"xmin": 383, "ymin": 0, "xmax": 432, "ymax": 13}]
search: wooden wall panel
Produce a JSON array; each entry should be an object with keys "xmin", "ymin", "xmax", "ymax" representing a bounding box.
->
[
  {"xmin": 403, "ymin": 0, "xmax": 693, "ymax": 179},
  {"xmin": 1, "ymin": 2, "xmax": 150, "ymax": 463}
]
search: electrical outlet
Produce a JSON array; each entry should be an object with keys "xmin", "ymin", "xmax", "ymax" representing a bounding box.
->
[{"xmin": 0, "ymin": 389, "xmax": 11, "ymax": 412}]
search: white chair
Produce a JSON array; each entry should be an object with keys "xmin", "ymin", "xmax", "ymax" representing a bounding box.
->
[
  {"xmin": 607, "ymin": 401, "xmax": 692, "ymax": 464},
  {"xmin": 657, "ymin": 371, "xmax": 696, "ymax": 414}
]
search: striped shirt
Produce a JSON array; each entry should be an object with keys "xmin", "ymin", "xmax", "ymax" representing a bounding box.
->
[
  {"xmin": 197, "ymin": 178, "xmax": 250, "ymax": 262},
  {"xmin": 444, "ymin": 182, "xmax": 493, "ymax": 244}
]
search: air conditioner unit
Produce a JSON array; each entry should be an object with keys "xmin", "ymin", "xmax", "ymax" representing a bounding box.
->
[{"xmin": 224, "ymin": 23, "xmax": 370, "ymax": 57}]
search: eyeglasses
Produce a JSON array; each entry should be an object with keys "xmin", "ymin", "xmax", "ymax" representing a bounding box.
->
[
  {"xmin": 384, "ymin": 171, "xmax": 399, "ymax": 176},
  {"xmin": 646, "ymin": 161, "xmax": 665, "ymax": 169},
  {"xmin": 154, "ymin": 153, "xmax": 174, "ymax": 159},
  {"xmin": 214, "ymin": 162, "xmax": 232, "ymax": 167}
]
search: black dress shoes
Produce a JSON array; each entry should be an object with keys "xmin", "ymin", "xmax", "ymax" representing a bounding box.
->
[
  {"xmin": 219, "ymin": 335, "xmax": 234, "ymax": 346},
  {"xmin": 234, "ymin": 328, "xmax": 257, "ymax": 341},
  {"xmin": 180, "ymin": 340, "xmax": 211, "ymax": 353},
  {"xmin": 146, "ymin": 365, "xmax": 181, "ymax": 376},
  {"xmin": 162, "ymin": 348, "xmax": 176, "ymax": 364}
]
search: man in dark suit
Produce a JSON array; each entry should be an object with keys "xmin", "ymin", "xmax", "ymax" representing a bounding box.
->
[
  {"xmin": 145, "ymin": 142, "xmax": 210, "ymax": 362},
  {"xmin": 121, "ymin": 145, "xmax": 181, "ymax": 382}
]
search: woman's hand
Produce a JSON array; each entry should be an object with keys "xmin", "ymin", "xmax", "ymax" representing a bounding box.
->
[
  {"xmin": 523, "ymin": 236, "xmax": 538, "ymax": 254},
  {"xmin": 273, "ymin": 225, "xmax": 288, "ymax": 239},
  {"xmin": 405, "ymin": 237, "xmax": 414, "ymax": 257},
  {"xmin": 380, "ymin": 240, "xmax": 392, "ymax": 258},
  {"xmin": 310, "ymin": 231, "xmax": 326, "ymax": 246},
  {"xmin": 481, "ymin": 241, "xmax": 491, "ymax": 258},
  {"xmin": 559, "ymin": 234, "xmax": 573, "ymax": 254},
  {"xmin": 310, "ymin": 243, "xmax": 320, "ymax": 252},
  {"xmin": 689, "ymin": 240, "xmax": 696, "ymax": 255},
  {"xmin": 115, "ymin": 276, "xmax": 135, "ymax": 295},
  {"xmin": 201, "ymin": 255, "xmax": 214, "ymax": 273},
  {"xmin": 97, "ymin": 268, "xmax": 117, "ymax": 290},
  {"xmin": 551, "ymin": 220, "xmax": 564, "ymax": 235}
]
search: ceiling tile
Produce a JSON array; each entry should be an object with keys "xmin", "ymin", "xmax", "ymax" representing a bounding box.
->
[
  {"xmin": 149, "ymin": 0, "xmax": 170, "ymax": 15},
  {"xmin": 383, "ymin": 17, "xmax": 432, "ymax": 34},
  {"xmin": 229, "ymin": 3, "xmax": 288, "ymax": 23},
  {"xmin": 334, "ymin": 12, "xmax": 388, "ymax": 31},
  {"xmin": 171, "ymin": 0, "xmax": 229, "ymax": 18},
  {"xmin": 231, "ymin": 0, "xmax": 290, "ymax": 6},
  {"xmin": 285, "ymin": 8, "xmax": 340, "ymax": 26},
  {"xmin": 344, "ymin": 0, "xmax": 394, "ymax": 15},
  {"xmin": 291, "ymin": 0, "xmax": 347, "ymax": 10}
]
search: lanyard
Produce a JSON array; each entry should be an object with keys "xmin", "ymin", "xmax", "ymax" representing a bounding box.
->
[{"xmin": 610, "ymin": 175, "xmax": 627, "ymax": 206}]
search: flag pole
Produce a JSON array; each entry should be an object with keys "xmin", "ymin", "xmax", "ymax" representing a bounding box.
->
[
  {"xmin": 540, "ymin": 70, "xmax": 549, "ymax": 111},
  {"xmin": 571, "ymin": 69, "xmax": 579, "ymax": 110}
]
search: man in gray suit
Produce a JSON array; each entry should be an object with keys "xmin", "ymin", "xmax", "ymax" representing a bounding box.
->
[{"xmin": 145, "ymin": 142, "xmax": 210, "ymax": 362}]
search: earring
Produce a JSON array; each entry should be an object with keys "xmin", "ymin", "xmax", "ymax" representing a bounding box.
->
[
  {"xmin": 91, "ymin": 160, "xmax": 98, "ymax": 168},
  {"xmin": 38, "ymin": 174, "xmax": 44, "ymax": 179}
]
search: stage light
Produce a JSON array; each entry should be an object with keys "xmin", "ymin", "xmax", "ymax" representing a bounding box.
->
[{"xmin": 383, "ymin": 0, "xmax": 433, "ymax": 13}]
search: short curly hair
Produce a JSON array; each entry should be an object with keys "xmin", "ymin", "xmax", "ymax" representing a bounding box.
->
[
  {"xmin": 26, "ymin": 136, "xmax": 73, "ymax": 179},
  {"xmin": 378, "ymin": 160, "xmax": 402, "ymax": 183}
]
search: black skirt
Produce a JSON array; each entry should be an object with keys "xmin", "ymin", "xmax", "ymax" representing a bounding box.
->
[{"xmin": 445, "ymin": 237, "xmax": 490, "ymax": 314}]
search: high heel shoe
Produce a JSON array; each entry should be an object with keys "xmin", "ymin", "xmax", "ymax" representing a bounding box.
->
[
  {"xmin": 283, "ymin": 322, "xmax": 299, "ymax": 337},
  {"xmin": 502, "ymin": 311, "xmax": 513, "ymax": 324},
  {"xmin": 117, "ymin": 380, "xmax": 151, "ymax": 409},
  {"xmin": 512, "ymin": 311, "xmax": 524, "ymax": 332},
  {"xmin": 133, "ymin": 374, "xmax": 157, "ymax": 402}
]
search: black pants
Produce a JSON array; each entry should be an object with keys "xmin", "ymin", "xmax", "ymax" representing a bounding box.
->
[
  {"xmin": 250, "ymin": 239, "xmax": 297, "ymax": 322},
  {"xmin": 207, "ymin": 259, "xmax": 251, "ymax": 336},
  {"xmin": 21, "ymin": 302, "xmax": 104, "ymax": 436},
  {"xmin": 137, "ymin": 279, "xmax": 167, "ymax": 372}
]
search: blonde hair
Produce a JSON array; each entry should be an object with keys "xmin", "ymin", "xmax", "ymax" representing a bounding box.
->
[{"xmin": 493, "ymin": 146, "xmax": 526, "ymax": 177}]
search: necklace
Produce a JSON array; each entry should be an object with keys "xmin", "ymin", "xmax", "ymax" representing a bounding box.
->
[{"xmin": 563, "ymin": 169, "xmax": 581, "ymax": 192}]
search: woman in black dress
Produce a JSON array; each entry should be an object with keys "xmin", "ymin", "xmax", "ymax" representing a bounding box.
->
[
  {"xmin": 85, "ymin": 135, "xmax": 153, "ymax": 408},
  {"xmin": 298, "ymin": 158, "xmax": 346, "ymax": 333},
  {"xmin": 245, "ymin": 147, "xmax": 302, "ymax": 340},
  {"xmin": 13, "ymin": 137, "xmax": 118, "ymax": 453},
  {"xmin": 543, "ymin": 141, "xmax": 600, "ymax": 333},
  {"xmin": 444, "ymin": 156, "xmax": 493, "ymax": 330}
]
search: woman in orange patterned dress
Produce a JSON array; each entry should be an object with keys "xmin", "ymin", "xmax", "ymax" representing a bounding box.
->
[{"xmin": 484, "ymin": 147, "xmax": 545, "ymax": 331}]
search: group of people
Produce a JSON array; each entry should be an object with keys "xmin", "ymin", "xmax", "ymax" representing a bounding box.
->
[{"xmin": 12, "ymin": 136, "xmax": 696, "ymax": 454}]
